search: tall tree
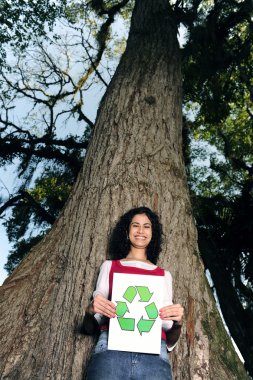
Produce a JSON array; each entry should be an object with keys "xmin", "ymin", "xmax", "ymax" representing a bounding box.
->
[
  {"xmin": 185, "ymin": 34, "xmax": 253, "ymax": 373},
  {"xmin": 0, "ymin": 1, "xmax": 249, "ymax": 379}
]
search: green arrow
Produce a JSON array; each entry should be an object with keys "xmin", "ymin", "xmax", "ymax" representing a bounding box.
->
[
  {"xmin": 136, "ymin": 286, "xmax": 153, "ymax": 302},
  {"xmin": 137, "ymin": 317, "xmax": 155, "ymax": 335},
  {"xmin": 145, "ymin": 302, "xmax": 158, "ymax": 319},
  {"xmin": 117, "ymin": 317, "xmax": 135, "ymax": 331},
  {"xmin": 123, "ymin": 286, "xmax": 137, "ymax": 303},
  {"xmin": 116, "ymin": 301, "xmax": 129, "ymax": 317}
]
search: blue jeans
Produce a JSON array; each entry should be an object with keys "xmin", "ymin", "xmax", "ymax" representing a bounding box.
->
[{"xmin": 86, "ymin": 331, "xmax": 173, "ymax": 380}]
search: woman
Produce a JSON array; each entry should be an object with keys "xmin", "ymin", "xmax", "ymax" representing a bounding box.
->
[{"xmin": 83, "ymin": 207, "xmax": 184, "ymax": 380}]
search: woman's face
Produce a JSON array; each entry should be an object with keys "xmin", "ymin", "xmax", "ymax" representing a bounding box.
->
[{"xmin": 128, "ymin": 213, "xmax": 152, "ymax": 250}]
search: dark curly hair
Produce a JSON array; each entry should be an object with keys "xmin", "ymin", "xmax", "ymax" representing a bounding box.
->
[{"xmin": 109, "ymin": 207, "xmax": 163, "ymax": 264}]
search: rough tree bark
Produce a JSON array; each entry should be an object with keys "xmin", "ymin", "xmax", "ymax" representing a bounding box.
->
[{"xmin": 0, "ymin": 1, "xmax": 249, "ymax": 379}]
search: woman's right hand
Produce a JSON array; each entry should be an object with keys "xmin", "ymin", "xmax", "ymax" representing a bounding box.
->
[{"xmin": 88, "ymin": 294, "xmax": 116, "ymax": 318}]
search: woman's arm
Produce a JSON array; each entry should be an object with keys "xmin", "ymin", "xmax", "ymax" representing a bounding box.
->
[
  {"xmin": 166, "ymin": 322, "xmax": 182, "ymax": 348},
  {"xmin": 160, "ymin": 270, "xmax": 184, "ymax": 349},
  {"xmin": 80, "ymin": 261, "xmax": 116, "ymax": 335},
  {"xmin": 159, "ymin": 303, "xmax": 184, "ymax": 348},
  {"xmin": 86, "ymin": 260, "xmax": 116, "ymax": 318}
]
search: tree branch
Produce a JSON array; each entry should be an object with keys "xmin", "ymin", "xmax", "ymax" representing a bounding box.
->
[
  {"xmin": 0, "ymin": 137, "xmax": 85, "ymax": 173},
  {"xmin": 0, "ymin": 190, "xmax": 56, "ymax": 225},
  {"xmin": 20, "ymin": 190, "xmax": 56, "ymax": 225},
  {"xmin": 0, "ymin": 194, "xmax": 23, "ymax": 216}
]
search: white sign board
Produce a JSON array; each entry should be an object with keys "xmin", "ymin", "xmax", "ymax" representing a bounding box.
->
[{"xmin": 108, "ymin": 273, "xmax": 164, "ymax": 354}]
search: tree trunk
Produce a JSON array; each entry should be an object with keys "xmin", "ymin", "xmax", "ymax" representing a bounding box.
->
[{"xmin": 0, "ymin": 1, "xmax": 249, "ymax": 379}]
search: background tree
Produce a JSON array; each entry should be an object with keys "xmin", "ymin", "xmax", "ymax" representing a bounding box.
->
[
  {"xmin": 184, "ymin": 18, "xmax": 253, "ymax": 371},
  {"xmin": 0, "ymin": 0, "xmax": 252, "ymax": 378}
]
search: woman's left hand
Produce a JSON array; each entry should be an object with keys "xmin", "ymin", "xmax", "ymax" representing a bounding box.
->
[{"xmin": 159, "ymin": 304, "xmax": 184, "ymax": 325}]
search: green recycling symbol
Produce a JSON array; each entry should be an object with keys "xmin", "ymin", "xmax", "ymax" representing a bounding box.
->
[{"xmin": 115, "ymin": 286, "xmax": 158, "ymax": 335}]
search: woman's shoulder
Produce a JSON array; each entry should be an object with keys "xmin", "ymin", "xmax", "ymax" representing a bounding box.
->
[
  {"xmin": 157, "ymin": 264, "xmax": 172, "ymax": 279},
  {"xmin": 99, "ymin": 259, "xmax": 119, "ymax": 272},
  {"xmin": 100, "ymin": 260, "xmax": 112, "ymax": 269},
  {"xmin": 163, "ymin": 269, "xmax": 172, "ymax": 282}
]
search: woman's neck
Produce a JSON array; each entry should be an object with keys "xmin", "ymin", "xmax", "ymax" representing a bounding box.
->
[{"xmin": 124, "ymin": 248, "xmax": 149, "ymax": 263}]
